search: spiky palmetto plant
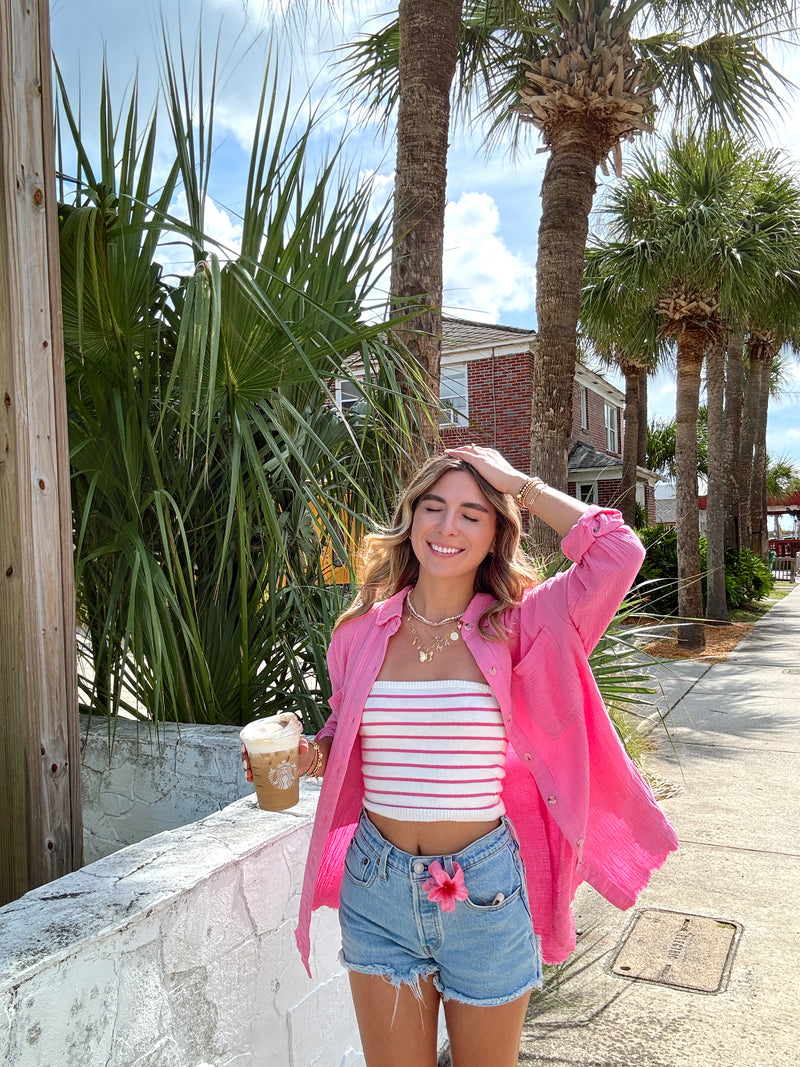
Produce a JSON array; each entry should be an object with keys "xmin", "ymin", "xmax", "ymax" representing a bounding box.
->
[{"xmin": 56, "ymin": 45, "xmax": 424, "ymax": 730}]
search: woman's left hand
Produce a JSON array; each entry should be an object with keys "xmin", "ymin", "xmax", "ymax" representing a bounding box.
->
[{"xmin": 444, "ymin": 444, "xmax": 528, "ymax": 497}]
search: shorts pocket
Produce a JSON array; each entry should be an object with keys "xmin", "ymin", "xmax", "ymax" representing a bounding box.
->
[
  {"xmin": 461, "ymin": 844, "xmax": 524, "ymax": 912},
  {"xmin": 343, "ymin": 834, "xmax": 378, "ymax": 889}
]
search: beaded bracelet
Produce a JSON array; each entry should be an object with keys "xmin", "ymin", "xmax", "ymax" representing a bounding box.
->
[
  {"xmin": 515, "ymin": 476, "xmax": 546, "ymax": 510},
  {"xmin": 303, "ymin": 738, "xmax": 324, "ymax": 778}
]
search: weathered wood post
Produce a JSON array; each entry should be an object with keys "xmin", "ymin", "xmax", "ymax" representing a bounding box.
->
[{"xmin": 0, "ymin": 0, "xmax": 82, "ymax": 904}]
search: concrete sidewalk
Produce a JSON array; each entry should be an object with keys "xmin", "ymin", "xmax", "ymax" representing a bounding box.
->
[{"xmin": 518, "ymin": 585, "xmax": 800, "ymax": 1067}]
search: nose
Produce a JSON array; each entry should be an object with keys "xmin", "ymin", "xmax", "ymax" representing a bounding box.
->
[{"xmin": 434, "ymin": 508, "xmax": 459, "ymax": 536}]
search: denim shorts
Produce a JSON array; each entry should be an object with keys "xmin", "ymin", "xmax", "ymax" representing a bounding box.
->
[{"xmin": 338, "ymin": 810, "xmax": 542, "ymax": 1007}]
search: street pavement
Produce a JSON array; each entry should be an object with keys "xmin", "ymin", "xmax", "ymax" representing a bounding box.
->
[{"xmin": 514, "ymin": 583, "xmax": 800, "ymax": 1067}]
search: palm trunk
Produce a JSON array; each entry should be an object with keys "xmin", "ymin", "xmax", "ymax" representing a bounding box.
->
[
  {"xmin": 705, "ymin": 335, "xmax": 729, "ymax": 622},
  {"xmin": 390, "ymin": 0, "xmax": 461, "ymax": 461},
  {"xmin": 618, "ymin": 358, "xmax": 639, "ymax": 527},
  {"xmin": 738, "ymin": 336, "xmax": 764, "ymax": 551},
  {"xmin": 723, "ymin": 329, "xmax": 744, "ymax": 552},
  {"xmin": 675, "ymin": 327, "xmax": 705, "ymax": 649},
  {"xmin": 750, "ymin": 350, "xmax": 773, "ymax": 560},
  {"xmin": 531, "ymin": 137, "xmax": 597, "ymax": 556},
  {"xmin": 637, "ymin": 367, "xmax": 648, "ymax": 468}
]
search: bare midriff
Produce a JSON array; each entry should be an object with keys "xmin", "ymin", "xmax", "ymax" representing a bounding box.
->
[{"xmin": 366, "ymin": 810, "xmax": 502, "ymax": 857}]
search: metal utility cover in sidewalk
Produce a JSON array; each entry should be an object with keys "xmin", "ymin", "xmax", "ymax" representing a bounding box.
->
[{"xmin": 611, "ymin": 909, "xmax": 742, "ymax": 993}]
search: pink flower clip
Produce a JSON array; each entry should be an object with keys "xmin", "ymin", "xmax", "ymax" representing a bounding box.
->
[{"xmin": 421, "ymin": 860, "xmax": 468, "ymax": 912}]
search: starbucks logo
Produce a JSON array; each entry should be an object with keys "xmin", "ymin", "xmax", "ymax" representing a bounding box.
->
[{"xmin": 269, "ymin": 757, "xmax": 298, "ymax": 791}]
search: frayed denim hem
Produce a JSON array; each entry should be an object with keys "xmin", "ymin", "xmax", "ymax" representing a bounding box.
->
[
  {"xmin": 338, "ymin": 950, "xmax": 439, "ymax": 998},
  {"xmin": 338, "ymin": 950, "xmax": 440, "ymax": 1027},
  {"xmin": 434, "ymin": 974, "xmax": 543, "ymax": 1008}
]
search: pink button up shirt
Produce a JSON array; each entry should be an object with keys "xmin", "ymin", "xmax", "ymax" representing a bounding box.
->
[{"xmin": 295, "ymin": 507, "xmax": 678, "ymax": 974}]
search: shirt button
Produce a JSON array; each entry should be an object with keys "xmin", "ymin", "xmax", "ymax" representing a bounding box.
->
[
  {"xmin": 548, "ymin": 795, "xmax": 557, "ymax": 805},
  {"xmin": 505, "ymin": 715, "xmax": 512, "ymax": 724},
  {"xmin": 488, "ymin": 666, "xmax": 497, "ymax": 676},
  {"xmin": 463, "ymin": 622, "xmax": 472, "ymax": 631},
  {"xmin": 413, "ymin": 861, "xmax": 426, "ymax": 874},
  {"xmin": 523, "ymin": 753, "xmax": 532, "ymax": 762},
  {"xmin": 593, "ymin": 525, "xmax": 600, "ymax": 534},
  {"xmin": 576, "ymin": 837, "xmax": 584, "ymax": 848}
]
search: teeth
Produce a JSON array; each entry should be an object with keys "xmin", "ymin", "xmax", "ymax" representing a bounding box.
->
[{"xmin": 430, "ymin": 543, "xmax": 461, "ymax": 555}]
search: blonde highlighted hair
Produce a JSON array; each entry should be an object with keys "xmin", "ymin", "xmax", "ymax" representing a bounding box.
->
[{"xmin": 336, "ymin": 454, "xmax": 540, "ymax": 639}]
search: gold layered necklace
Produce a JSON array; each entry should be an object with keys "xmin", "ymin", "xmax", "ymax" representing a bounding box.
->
[{"xmin": 406, "ymin": 592, "xmax": 465, "ymax": 664}]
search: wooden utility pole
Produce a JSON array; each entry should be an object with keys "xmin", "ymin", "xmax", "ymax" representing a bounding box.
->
[{"xmin": 0, "ymin": 0, "xmax": 82, "ymax": 905}]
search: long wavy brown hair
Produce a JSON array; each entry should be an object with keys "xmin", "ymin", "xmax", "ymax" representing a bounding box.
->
[{"xmin": 335, "ymin": 454, "xmax": 540, "ymax": 640}]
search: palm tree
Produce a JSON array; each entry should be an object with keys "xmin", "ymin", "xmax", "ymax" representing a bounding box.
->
[
  {"xmin": 737, "ymin": 164, "xmax": 800, "ymax": 557},
  {"xmin": 342, "ymin": 0, "xmax": 796, "ymax": 553},
  {"xmin": 766, "ymin": 451, "xmax": 800, "ymax": 500},
  {"xmin": 584, "ymin": 131, "xmax": 799, "ymax": 647},
  {"xmin": 56, "ymin": 43, "xmax": 425, "ymax": 728},
  {"xmin": 723, "ymin": 328, "xmax": 746, "ymax": 551},
  {"xmin": 746, "ymin": 341, "xmax": 800, "ymax": 556},
  {"xmin": 705, "ymin": 332, "xmax": 729, "ymax": 620},
  {"xmin": 390, "ymin": 0, "xmax": 463, "ymax": 459},
  {"xmin": 581, "ymin": 257, "xmax": 665, "ymax": 526},
  {"xmin": 644, "ymin": 411, "xmax": 709, "ymax": 482}
]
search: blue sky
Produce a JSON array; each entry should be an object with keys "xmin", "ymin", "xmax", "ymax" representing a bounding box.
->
[{"xmin": 50, "ymin": 1, "xmax": 800, "ymax": 469}]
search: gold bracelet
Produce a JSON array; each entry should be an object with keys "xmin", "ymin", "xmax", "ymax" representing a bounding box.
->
[
  {"xmin": 303, "ymin": 738, "xmax": 324, "ymax": 778},
  {"xmin": 515, "ymin": 476, "xmax": 545, "ymax": 510}
]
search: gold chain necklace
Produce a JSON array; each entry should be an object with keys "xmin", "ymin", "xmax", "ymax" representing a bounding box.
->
[
  {"xmin": 407, "ymin": 618, "xmax": 462, "ymax": 663},
  {"xmin": 406, "ymin": 592, "xmax": 465, "ymax": 628}
]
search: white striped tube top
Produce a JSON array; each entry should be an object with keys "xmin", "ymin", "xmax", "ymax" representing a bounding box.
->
[{"xmin": 359, "ymin": 680, "xmax": 508, "ymax": 823}]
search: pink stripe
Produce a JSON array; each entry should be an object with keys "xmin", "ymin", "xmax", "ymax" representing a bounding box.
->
[
  {"xmin": 364, "ymin": 725, "xmax": 503, "ymax": 734},
  {"xmin": 364, "ymin": 800, "xmax": 500, "ymax": 810},
  {"xmin": 363, "ymin": 759, "xmax": 505, "ymax": 768},
  {"xmin": 363, "ymin": 745, "xmax": 504, "ymax": 754},
  {"xmin": 363, "ymin": 774, "xmax": 501, "ymax": 783},
  {"xmin": 366, "ymin": 789, "xmax": 497, "ymax": 799},
  {"xmin": 366, "ymin": 696, "xmax": 494, "ymax": 703},
  {"xmin": 363, "ymin": 733, "xmax": 504, "ymax": 741}
]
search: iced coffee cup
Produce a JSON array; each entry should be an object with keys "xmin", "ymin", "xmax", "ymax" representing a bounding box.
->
[{"xmin": 240, "ymin": 713, "xmax": 303, "ymax": 811}]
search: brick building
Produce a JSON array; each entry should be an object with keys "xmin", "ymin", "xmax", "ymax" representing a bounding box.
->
[{"xmin": 437, "ymin": 317, "xmax": 658, "ymax": 521}]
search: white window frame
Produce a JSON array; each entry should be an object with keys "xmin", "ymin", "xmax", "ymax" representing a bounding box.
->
[
  {"xmin": 440, "ymin": 362, "xmax": 469, "ymax": 427},
  {"xmin": 580, "ymin": 386, "xmax": 589, "ymax": 430},
  {"xmin": 335, "ymin": 378, "xmax": 362, "ymax": 412},
  {"xmin": 604, "ymin": 402, "xmax": 618, "ymax": 452},
  {"xmin": 576, "ymin": 481, "xmax": 598, "ymax": 505}
]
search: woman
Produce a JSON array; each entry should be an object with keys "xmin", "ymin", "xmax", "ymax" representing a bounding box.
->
[{"xmin": 244, "ymin": 445, "xmax": 678, "ymax": 1066}]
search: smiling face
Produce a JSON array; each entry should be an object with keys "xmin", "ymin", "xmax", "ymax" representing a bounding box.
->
[{"xmin": 409, "ymin": 469, "xmax": 497, "ymax": 585}]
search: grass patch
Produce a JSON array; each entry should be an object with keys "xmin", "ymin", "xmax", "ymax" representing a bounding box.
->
[{"xmin": 731, "ymin": 581, "xmax": 795, "ymax": 622}]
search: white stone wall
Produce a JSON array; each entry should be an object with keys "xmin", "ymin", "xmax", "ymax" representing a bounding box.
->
[
  {"xmin": 80, "ymin": 717, "xmax": 252, "ymax": 863},
  {"xmin": 0, "ymin": 789, "xmax": 365, "ymax": 1066}
]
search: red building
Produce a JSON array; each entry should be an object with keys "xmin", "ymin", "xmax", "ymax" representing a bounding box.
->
[{"xmin": 437, "ymin": 317, "xmax": 658, "ymax": 521}]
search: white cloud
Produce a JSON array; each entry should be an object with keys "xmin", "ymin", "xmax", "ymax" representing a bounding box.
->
[
  {"xmin": 158, "ymin": 192, "xmax": 243, "ymax": 278},
  {"xmin": 442, "ymin": 192, "xmax": 535, "ymax": 324}
]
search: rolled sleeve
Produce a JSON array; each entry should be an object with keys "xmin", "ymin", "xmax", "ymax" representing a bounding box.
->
[{"xmin": 560, "ymin": 508, "xmax": 646, "ymax": 653}]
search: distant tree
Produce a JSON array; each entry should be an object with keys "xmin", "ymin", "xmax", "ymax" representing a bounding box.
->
[
  {"xmin": 766, "ymin": 451, "xmax": 800, "ymax": 500},
  {"xmin": 645, "ymin": 411, "xmax": 708, "ymax": 480}
]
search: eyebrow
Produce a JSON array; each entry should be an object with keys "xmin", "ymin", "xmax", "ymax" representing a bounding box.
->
[{"xmin": 419, "ymin": 492, "xmax": 490, "ymax": 514}]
